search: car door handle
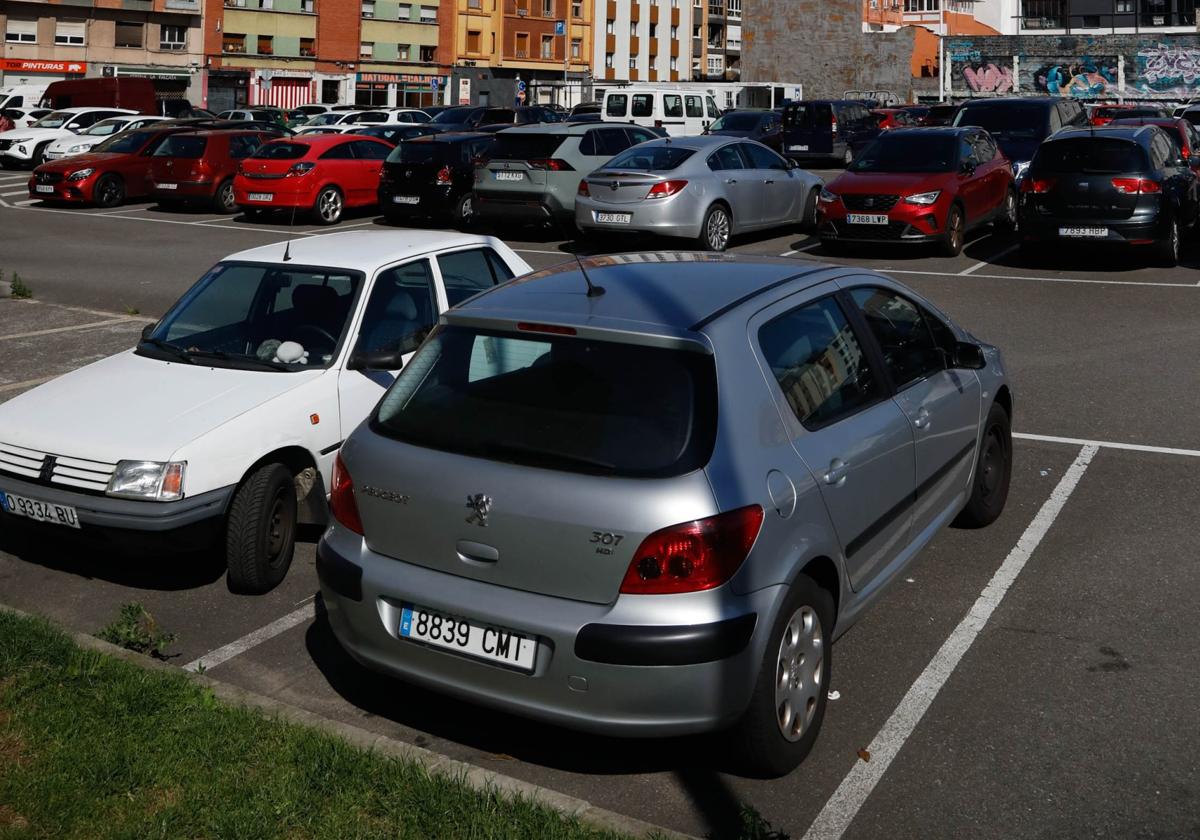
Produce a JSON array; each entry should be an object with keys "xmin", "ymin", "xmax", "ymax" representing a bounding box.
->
[
  {"xmin": 914, "ymin": 407, "xmax": 932, "ymax": 430},
  {"xmin": 726, "ymin": 178, "xmax": 738, "ymax": 184},
  {"xmin": 764, "ymin": 179, "xmax": 775, "ymax": 184},
  {"xmin": 823, "ymin": 458, "xmax": 849, "ymax": 486}
]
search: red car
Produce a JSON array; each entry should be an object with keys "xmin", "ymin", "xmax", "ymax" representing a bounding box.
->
[
  {"xmin": 234, "ymin": 134, "xmax": 393, "ymax": 225},
  {"xmin": 871, "ymin": 108, "xmax": 917, "ymax": 130},
  {"xmin": 1090, "ymin": 104, "xmax": 1168, "ymax": 127},
  {"xmin": 28, "ymin": 125, "xmax": 186, "ymax": 207},
  {"xmin": 149, "ymin": 129, "xmax": 273, "ymax": 213},
  {"xmin": 817, "ymin": 126, "xmax": 1016, "ymax": 256},
  {"xmin": 1108, "ymin": 115, "xmax": 1200, "ymax": 164}
]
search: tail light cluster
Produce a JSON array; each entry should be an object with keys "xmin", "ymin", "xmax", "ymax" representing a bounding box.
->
[
  {"xmin": 1110, "ymin": 177, "xmax": 1161, "ymax": 194},
  {"xmin": 619, "ymin": 505, "xmax": 764, "ymax": 595},
  {"xmin": 645, "ymin": 179, "xmax": 688, "ymax": 199},
  {"xmin": 830, "ymin": 112, "xmax": 839, "ymax": 135},
  {"xmin": 528, "ymin": 158, "xmax": 575, "ymax": 171},
  {"xmin": 436, "ymin": 165, "xmax": 453, "ymax": 186},
  {"xmin": 1020, "ymin": 177, "xmax": 1056, "ymax": 194},
  {"xmin": 577, "ymin": 179, "xmax": 590, "ymax": 196},
  {"xmin": 330, "ymin": 454, "xmax": 364, "ymax": 536}
]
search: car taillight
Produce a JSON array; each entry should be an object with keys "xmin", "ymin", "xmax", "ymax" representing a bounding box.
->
[
  {"xmin": 528, "ymin": 158, "xmax": 574, "ymax": 171},
  {"xmin": 830, "ymin": 113, "xmax": 838, "ymax": 134},
  {"xmin": 1020, "ymin": 177, "xmax": 1055, "ymax": 194},
  {"xmin": 619, "ymin": 505, "xmax": 764, "ymax": 595},
  {"xmin": 1111, "ymin": 177, "xmax": 1161, "ymax": 194},
  {"xmin": 577, "ymin": 179, "xmax": 590, "ymax": 196},
  {"xmin": 330, "ymin": 454, "xmax": 364, "ymax": 536},
  {"xmin": 436, "ymin": 165, "xmax": 452, "ymax": 185},
  {"xmin": 288, "ymin": 162, "xmax": 314, "ymax": 176},
  {"xmin": 645, "ymin": 179, "xmax": 688, "ymax": 199},
  {"xmin": 1183, "ymin": 146, "xmax": 1191, "ymax": 159}
]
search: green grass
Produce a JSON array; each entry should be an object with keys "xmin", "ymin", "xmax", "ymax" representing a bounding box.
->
[{"xmin": 0, "ymin": 611, "xmax": 634, "ymax": 840}]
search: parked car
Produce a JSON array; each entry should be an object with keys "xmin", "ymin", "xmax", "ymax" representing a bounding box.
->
[
  {"xmin": 920, "ymin": 103, "xmax": 963, "ymax": 126},
  {"xmin": 576, "ymin": 135, "xmax": 823, "ymax": 251},
  {"xmin": 602, "ymin": 87, "xmax": 722, "ymax": 135},
  {"xmin": 1108, "ymin": 116, "xmax": 1200, "ymax": 162},
  {"xmin": 2, "ymin": 107, "xmax": 52, "ymax": 129},
  {"xmin": 317, "ymin": 253, "xmax": 1011, "ymax": 777},
  {"xmin": 296, "ymin": 111, "xmax": 387, "ymax": 134},
  {"xmin": 149, "ymin": 129, "xmax": 273, "ymax": 213},
  {"xmin": 386, "ymin": 108, "xmax": 432, "ymax": 123},
  {"xmin": 42, "ymin": 115, "xmax": 168, "ymax": 161},
  {"xmin": 705, "ymin": 109, "xmax": 784, "ymax": 152},
  {"xmin": 953, "ymin": 97, "xmax": 1087, "ymax": 181},
  {"xmin": 871, "ymin": 107, "xmax": 918, "ymax": 130},
  {"xmin": 817, "ymin": 127, "xmax": 1016, "ymax": 256},
  {"xmin": 1018, "ymin": 125, "xmax": 1198, "ymax": 266},
  {"xmin": 0, "ymin": 231, "xmax": 531, "ymax": 593},
  {"xmin": 29, "ymin": 124, "xmax": 192, "ymax": 207},
  {"xmin": 569, "ymin": 101, "xmax": 602, "ymax": 118},
  {"xmin": 295, "ymin": 104, "xmax": 335, "ymax": 119},
  {"xmin": 234, "ymin": 134, "xmax": 393, "ymax": 225},
  {"xmin": 514, "ymin": 106, "xmax": 564, "ymax": 124},
  {"xmin": 780, "ymin": 99, "xmax": 881, "ymax": 166},
  {"xmin": 351, "ymin": 123, "xmax": 441, "ymax": 144},
  {"xmin": 0, "ymin": 84, "xmax": 50, "ymax": 112},
  {"xmin": 428, "ymin": 107, "xmax": 519, "ymax": 133},
  {"xmin": 422, "ymin": 105, "xmax": 452, "ymax": 120},
  {"xmin": 475, "ymin": 122, "xmax": 661, "ymax": 228},
  {"xmin": 1090, "ymin": 104, "xmax": 1169, "ymax": 127},
  {"xmin": 0, "ymin": 107, "xmax": 138, "ymax": 168},
  {"xmin": 379, "ymin": 132, "xmax": 497, "ymax": 228}
]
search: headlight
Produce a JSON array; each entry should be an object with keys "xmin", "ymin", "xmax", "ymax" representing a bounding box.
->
[
  {"xmin": 68, "ymin": 144, "xmax": 87, "ymax": 153},
  {"xmin": 67, "ymin": 168, "xmax": 94, "ymax": 182},
  {"xmin": 106, "ymin": 460, "xmax": 186, "ymax": 501},
  {"xmin": 8, "ymin": 137, "xmax": 30, "ymax": 145},
  {"xmin": 1012, "ymin": 160, "xmax": 1031, "ymax": 181},
  {"xmin": 818, "ymin": 188, "xmax": 839, "ymax": 204},
  {"xmin": 904, "ymin": 190, "xmax": 941, "ymax": 205}
]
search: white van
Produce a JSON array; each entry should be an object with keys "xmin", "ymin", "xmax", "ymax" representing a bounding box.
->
[
  {"xmin": 0, "ymin": 84, "xmax": 50, "ymax": 111},
  {"xmin": 601, "ymin": 87, "xmax": 722, "ymax": 135}
]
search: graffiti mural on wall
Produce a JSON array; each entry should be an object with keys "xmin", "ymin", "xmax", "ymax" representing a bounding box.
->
[
  {"xmin": 1134, "ymin": 44, "xmax": 1200, "ymax": 96},
  {"xmin": 1030, "ymin": 59, "xmax": 1118, "ymax": 98},
  {"xmin": 962, "ymin": 63, "xmax": 1014, "ymax": 94}
]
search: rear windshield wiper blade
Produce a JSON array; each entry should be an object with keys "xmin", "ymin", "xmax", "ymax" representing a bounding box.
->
[
  {"xmin": 138, "ymin": 337, "xmax": 195, "ymax": 364},
  {"xmin": 182, "ymin": 348, "xmax": 293, "ymax": 371}
]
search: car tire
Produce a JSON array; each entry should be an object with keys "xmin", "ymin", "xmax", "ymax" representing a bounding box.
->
[
  {"xmin": 954, "ymin": 400, "xmax": 1012, "ymax": 529},
  {"xmin": 31, "ymin": 143, "xmax": 49, "ymax": 168},
  {"xmin": 940, "ymin": 203, "xmax": 965, "ymax": 257},
  {"xmin": 800, "ymin": 187, "xmax": 820, "ymax": 232},
  {"xmin": 94, "ymin": 174, "xmax": 125, "ymax": 209},
  {"xmin": 995, "ymin": 188, "xmax": 1018, "ymax": 234},
  {"xmin": 1156, "ymin": 216, "xmax": 1180, "ymax": 267},
  {"xmin": 313, "ymin": 186, "xmax": 344, "ymax": 225},
  {"xmin": 725, "ymin": 574, "xmax": 834, "ymax": 778},
  {"xmin": 454, "ymin": 192, "xmax": 476, "ymax": 231},
  {"xmin": 225, "ymin": 462, "xmax": 297, "ymax": 595},
  {"xmin": 212, "ymin": 178, "xmax": 236, "ymax": 214},
  {"xmin": 698, "ymin": 203, "xmax": 732, "ymax": 251}
]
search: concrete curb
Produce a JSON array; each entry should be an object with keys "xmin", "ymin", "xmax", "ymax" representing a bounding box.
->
[{"xmin": 0, "ymin": 603, "xmax": 695, "ymax": 840}]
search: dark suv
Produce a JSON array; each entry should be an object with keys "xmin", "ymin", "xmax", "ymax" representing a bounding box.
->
[
  {"xmin": 954, "ymin": 97, "xmax": 1088, "ymax": 180},
  {"xmin": 378, "ymin": 132, "xmax": 497, "ymax": 228},
  {"xmin": 781, "ymin": 100, "xmax": 881, "ymax": 166}
]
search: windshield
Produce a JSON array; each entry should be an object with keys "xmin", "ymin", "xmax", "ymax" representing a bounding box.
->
[
  {"xmin": 955, "ymin": 103, "xmax": 1047, "ymax": 139},
  {"xmin": 432, "ymin": 107, "xmax": 475, "ymax": 124},
  {"xmin": 372, "ymin": 326, "xmax": 718, "ymax": 477},
  {"xmin": 1033, "ymin": 138, "xmax": 1149, "ymax": 174},
  {"xmin": 92, "ymin": 129, "xmax": 158, "ymax": 155},
  {"xmin": 83, "ymin": 119, "xmax": 127, "ymax": 137},
  {"xmin": 849, "ymin": 134, "xmax": 958, "ymax": 173},
  {"xmin": 305, "ymin": 113, "xmax": 344, "ymax": 126},
  {"xmin": 253, "ymin": 142, "xmax": 309, "ymax": 160},
  {"xmin": 388, "ymin": 141, "xmax": 454, "ymax": 164},
  {"xmin": 31, "ymin": 110, "xmax": 76, "ymax": 129},
  {"xmin": 153, "ymin": 135, "xmax": 207, "ymax": 158},
  {"xmin": 141, "ymin": 262, "xmax": 365, "ymax": 371},
  {"xmin": 603, "ymin": 145, "xmax": 695, "ymax": 171},
  {"xmin": 711, "ymin": 113, "xmax": 766, "ymax": 131}
]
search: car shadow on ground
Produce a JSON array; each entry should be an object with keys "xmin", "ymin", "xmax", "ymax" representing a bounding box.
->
[{"xmin": 982, "ymin": 240, "xmax": 1200, "ymax": 274}]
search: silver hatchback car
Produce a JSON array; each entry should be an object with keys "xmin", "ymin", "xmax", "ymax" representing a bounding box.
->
[{"xmin": 318, "ymin": 254, "xmax": 1013, "ymax": 776}]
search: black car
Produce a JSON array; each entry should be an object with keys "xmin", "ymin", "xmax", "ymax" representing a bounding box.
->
[
  {"xmin": 1018, "ymin": 125, "xmax": 1198, "ymax": 266},
  {"xmin": 569, "ymin": 101, "xmax": 601, "ymax": 118},
  {"xmin": 351, "ymin": 123, "xmax": 441, "ymax": 144},
  {"xmin": 429, "ymin": 106, "xmax": 518, "ymax": 133},
  {"xmin": 378, "ymin": 132, "xmax": 497, "ymax": 229},
  {"xmin": 954, "ymin": 97, "xmax": 1087, "ymax": 179},
  {"xmin": 780, "ymin": 99, "xmax": 881, "ymax": 166},
  {"xmin": 515, "ymin": 106, "xmax": 563, "ymax": 124},
  {"xmin": 704, "ymin": 108, "xmax": 783, "ymax": 152}
]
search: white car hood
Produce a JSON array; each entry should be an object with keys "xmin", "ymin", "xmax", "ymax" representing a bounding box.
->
[
  {"xmin": 0, "ymin": 126, "xmax": 70, "ymax": 145},
  {"xmin": 0, "ymin": 350, "xmax": 325, "ymax": 463},
  {"xmin": 47, "ymin": 135, "xmax": 98, "ymax": 154}
]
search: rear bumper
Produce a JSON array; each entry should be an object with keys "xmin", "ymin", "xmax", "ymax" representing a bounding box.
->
[
  {"xmin": 574, "ymin": 196, "xmax": 702, "ymax": 239},
  {"xmin": 1020, "ymin": 214, "xmax": 1167, "ymax": 244},
  {"xmin": 234, "ymin": 181, "xmax": 313, "ymax": 209},
  {"xmin": 152, "ymin": 180, "xmax": 215, "ymax": 201},
  {"xmin": 378, "ymin": 184, "xmax": 458, "ymax": 217},
  {"xmin": 475, "ymin": 192, "xmax": 558, "ymax": 222}
]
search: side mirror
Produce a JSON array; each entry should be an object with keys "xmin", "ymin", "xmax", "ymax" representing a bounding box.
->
[
  {"xmin": 951, "ymin": 341, "xmax": 986, "ymax": 370},
  {"xmin": 140, "ymin": 323, "xmax": 154, "ymax": 340},
  {"xmin": 959, "ymin": 160, "xmax": 977, "ymax": 176},
  {"xmin": 786, "ymin": 158, "xmax": 798, "ymax": 170},
  {"xmin": 347, "ymin": 348, "xmax": 404, "ymax": 372}
]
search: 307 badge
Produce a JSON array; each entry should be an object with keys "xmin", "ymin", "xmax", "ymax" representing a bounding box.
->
[{"xmin": 590, "ymin": 531, "xmax": 625, "ymax": 555}]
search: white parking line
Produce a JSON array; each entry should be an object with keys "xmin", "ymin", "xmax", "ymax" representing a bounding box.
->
[
  {"xmin": 1, "ymin": 190, "xmax": 28, "ymax": 198},
  {"xmin": 958, "ymin": 244, "xmax": 1018, "ymax": 275},
  {"xmin": 12, "ymin": 199, "xmax": 36, "ymax": 206},
  {"xmin": 885, "ymin": 267, "xmax": 1198, "ymax": 289},
  {"xmin": 0, "ymin": 318, "xmax": 137, "ymax": 341},
  {"xmin": 183, "ymin": 598, "xmax": 318, "ymax": 673},
  {"xmin": 803, "ymin": 443, "xmax": 1098, "ymax": 840},
  {"xmin": 1014, "ymin": 431, "xmax": 1200, "ymax": 458},
  {"xmin": 5, "ymin": 203, "xmax": 310, "ymax": 234}
]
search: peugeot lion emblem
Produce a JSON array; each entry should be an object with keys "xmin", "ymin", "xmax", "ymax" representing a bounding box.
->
[{"xmin": 465, "ymin": 493, "xmax": 493, "ymax": 527}]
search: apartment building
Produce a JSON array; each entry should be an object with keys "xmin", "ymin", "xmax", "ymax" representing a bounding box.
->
[
  {"xmin": 439, "ymin": 0, "xmax": 593, "ymax": 108},
  {"xmin": 702, "ymin": 0, "xmax": 738, "ymax": 79},
  {"xmin": 1, "ymin": 0, "xmax": 204, "ymax": 101},
  {"xmin": 594, "ymin": 0, "xmax": 688, "ymax": 84}
]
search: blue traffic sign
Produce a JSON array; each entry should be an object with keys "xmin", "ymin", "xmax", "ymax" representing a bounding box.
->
[
  {"xmin": 554, "ymin": 20, "xmax": 565, "ymax": 35},
  {"xmin": 516, "ymin": 80, "xmax": 527, "ymax": 93}
]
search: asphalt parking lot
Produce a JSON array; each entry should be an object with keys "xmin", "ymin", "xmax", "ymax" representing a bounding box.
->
[{"xmin": 2, "ymin": 165, "xmax": 1199, "ymax": 839}]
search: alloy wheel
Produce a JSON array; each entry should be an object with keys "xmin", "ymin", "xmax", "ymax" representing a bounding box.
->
[
  {"xmin": 219, "ymin": 182, "xmax": 235, "ymax": 212},
  {"xmin": 775, "ymin": 606, "xmax": 824, "ymax": 741},
  {"xmin": 707, "ymin": 208, "xmax": 730, "ymax": 250},
  {"xmin": 319, "ymin": 189, "xmax": 342, "ymax": 223},
  {"xmin": 949, "ymin": 210, "xmax": 964, "ymax": 252}
]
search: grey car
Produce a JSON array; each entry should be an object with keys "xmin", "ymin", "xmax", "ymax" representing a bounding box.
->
[
  {"xmin": 474, "ymin": 122, "xmax": 661, "ymax": 226},
  {"xmin": 575, "ymin": 135, "xmax": 824, "ymax": 251},
  {"xmin": 317, "ymin": 254, "xmax": 1013, "ymax": 777}
]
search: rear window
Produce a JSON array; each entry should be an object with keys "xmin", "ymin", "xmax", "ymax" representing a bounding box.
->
[
  {"xmin": 604, "ymin": 145, "xmax": 694, "ymax": 171},
  {"xmin": 253, "ymin": 142, "xmax": 309, "ymax": 160},
  {"xmin": 389, "ymin": 141, "xmax": 454, "ymax": 164},
  {"xmin": 372, "ymin": 326, "xmax": 717, "ymax": 478},
  {"xmin": 955, "ymin": 103, "xmax": 1047, "ymax": 139},
  {"xmin": 1034, "ymin": 138, "xmax": 1149, "ymax": 174},
  {"xmin": 490, "ymin": 133, "xmax": 567, "ymax": 160},
  {"xmin": 782, "ymin": 102, "xmax": 831, "ymax": 129},
  {"xmin": 154, "ymin": 135, "xmax": 207, "ymax": 158}
]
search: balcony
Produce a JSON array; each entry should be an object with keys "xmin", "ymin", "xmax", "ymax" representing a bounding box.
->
[
  {"xmin": 671, "ymin": 7, "xmax": 680, "ymax": 24},
  {"xmin": 630, "ymin": 35, "xmax": 639, "ymax": 53},
  {"xmin": 630, "ymin": 3, "xmax": 639, "ymax": 20},
  {"xmin": 606, "ymin": 33, "xmax": 615, "ymax": 50},
  {"xmin": 649, "ymin": 4, "xmax": 659, "ymax": 21},
  {"xmin": 648, "ymin": 68, "xmax": 658, "ymax": 80},
  {"xmin": 670, "ymin": 39, "xmax": 679, "ymax": 56},
  {"xmin": 607, "ymin": 0, "xmax": 617, "ymax": 17}
]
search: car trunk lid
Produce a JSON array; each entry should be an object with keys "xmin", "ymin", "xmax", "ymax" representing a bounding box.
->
[
  {"xmin": 583, "ymin": 170, "xmax": 666, "ymax": 204},
  {"xmin": 1032, "ymin": 137, "xmax": 1149, "ymax": 221}
]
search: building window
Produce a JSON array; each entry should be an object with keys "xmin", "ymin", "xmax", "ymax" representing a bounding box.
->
[
  {"xmin": 541, "ymin": 34, "xmax": 554, "ymax": 57},
  {"xmin": 670, "ymin": 24, "xmax": 678, "ymax": 37},
  {"xmin": 670, "ymin": 56, "xmax": 677, "ymax": 70},
  {"xmin": 260, "ymin": 0, "xmax": 274, "ymax": 9},
  {"xmin": 115, "ymin": 21, "xmax": 144, "ymax": 48},
  {"xmin": 1115, "ymin": 0, "xmax": 1132, "ymax": 10},
  {"xmin": 299, "ymin": 36, "xmax": 315, "ymax": 55},
  {"xmin": 726, "ymin": 0, "xmax": 739, "ymax": 14},
  {"xmin": 542, "ymin": 0, "xmax": 554, "ymax": 15},
  {"xmin": 628, "ymin": 56, "xmax": 636, "ymax": 68},
  {"xmin": 467, "ymin": 29, "xmax": 481, "ymax": 52},
  {"xmin": 420, "ymin": 5, "xmax": 437, "ymax": 22},
  {"xmin": 399, "ymin": 43, "xmax": 410, "ymax": 59},
  {"xmin": 630, "ymin": 21, "xmax": 637, "ymax": 36},
  {"xmin": 707, "ymin": 55, "xmax": 723, "ymax": 74},
  {"xmin": 1081, "ymin": 13, "xmax": 1100, "ymax": 24},
  {"xmin": 301, "ymin": 0, "xmax": 315, "ymax": 11},
  {"xmin": 605, "ymin": 52, "xmax": 613, "ymax": 67},
  {"xmin": 55, "ymin": 20, "xmax": 86, "ymax": 46},
  {"xmin": 515, "ymin": 31, "xmax": 529, "ymax": 56},
  {"xmin": 649, "ymin": 21, "xmax": 658, "ymax": 36},
  {"xmin": 161, "ymin": 25, "xmax": 187, "ymax": 50},
  {"xmin": 420, "ymin": 44, "xmax": 435, "ymax": 61},
  {"xmin": 571, "ymin": 37, "xmax": 581, "ymax": 57},
  {"xmin": 362, "ymin": 0, "xmax": 375, "ymax": 16},
  {"xmin": 223, "ymin": 32, "xmax": 246, "ymax": 52},
  {"xmin": 5, "ymin": 19, "xmax": 37, "ymax": 43},
  {"xmin": 606, "ymin": 18, "xmax": 614, "ymax": 32},
  {"xmin": 692, "ymin": 24, "xmax": 701, "ymax": 36},
  {"xmin": 572, "ymin": 0, "xmax": 582, "ymax": 16},
  {"xmin": 398, "ymin": 3, "xmax": 412, "ymax": 17},
  {"xmin": 469, "ymin": 0, "xmax": 482, "ymax": 7},
  {"xmin": 258, "ymin": 34, "xmax": 274, "ymax": 54},
  {"xmin": 360, "ymin": 40, "xmax": 374, "ymax": 58}
]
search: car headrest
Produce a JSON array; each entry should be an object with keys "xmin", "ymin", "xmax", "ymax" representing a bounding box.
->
[
  {"xmin": 292, "ymin": 283, "xmax": 338, "ymax": 317},
  {"xmin": 384, "ymin": 289, "xmax": 418, "ymax": 321}
]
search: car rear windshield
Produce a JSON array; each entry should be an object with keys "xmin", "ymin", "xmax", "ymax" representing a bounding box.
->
[
  {"xmin": 849, "ymin": 134, "xmax": 958, "ymax": 173},
  {"xmin": 253, "ymin": 142, "xmax": 309, "ymax": 160},
  {"xmin": 782, "ymin": 102, "xmax": 831, "ymax": 129},
  {"xmin": 388, "ymin": 141, "xmax": 455, "ymax": 164},
  {"xmin": 602, "ymin": 145, "xmax": 694, "ymax": 171},
  {"xmin": 1034, "ymin": 138, "xmax": 1149, "ymax": 174},
  {"xmin": 431, "ymin": 107, "xmax": 475, "ymax": 124},
  {"xmin": 372, "ymin": 325, "xmax": 718, "ymax": 478},
  {"xmin": 955, "ymin": 103, "xmax": 1047, "ymax": 139},
  {"xmin": 710, "ymin": 112, "xmax": 765, "ymax": 131},
  {"xmin": 153, "ymin": 135, "xmax": 207, "ymax": 158},
  {"xmin": 490, "ymin": 133, "xmax": 567, "ymax": 160}
]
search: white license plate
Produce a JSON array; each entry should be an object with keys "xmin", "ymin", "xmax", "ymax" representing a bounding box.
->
[
  {"xmin": 247, "ymin": 192, "xmax": 273, "ymax": 202},
  {"xmin": 35, "ymin": 184, "xmax": 54, "ymax": 193},
  {"xmin": 494, "ymin": 171, "xmax": 524, "ymax": 181},
  {"xmin": 392, "ymin": 195, "xmax": 420, "ymax": 204},
  {"xmin": 158, "ymin": 183, "xmax": 178, "ymax": 191},
  {"xmin": 399, "ymin": 602, "xmax": 536, "ymax": 672},
  {"xmin": 847, "ymin": 213, "xmax": 889, "ymax": 225},
  {"xmin": 789, "ymin": 144, "xmax": 809, "ymax": 152},
  {"xmin": 1059, "ymin": 226, "xmax": 1108, "ymax": 238},
  {"xmin": 596, "ymin": 212, "xmax": 632, "ymax": 224},
  {"xmin": 0, "ymin": 489, "xmax": 80, "ymax": 529}
]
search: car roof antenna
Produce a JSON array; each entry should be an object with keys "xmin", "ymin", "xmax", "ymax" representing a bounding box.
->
[
  {"xmin": 555, "ymin": 215, "xmax": 604, "ymax": 297},
  {"xmin": 282, "ymin": 200, "xmax": 300, "ymax": 262}
]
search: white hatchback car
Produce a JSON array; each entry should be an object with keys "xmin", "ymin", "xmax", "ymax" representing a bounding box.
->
[
  {"xmin": 0, "ymin": 231, "xmax": 531, "ymax": 593},
  {"xmin": 43, "ymin": 115, "xmax": 168, "ymax": 161},
  {"xmin": 0, "ymin": 107, "xmax": 138, "ymax": 167}
]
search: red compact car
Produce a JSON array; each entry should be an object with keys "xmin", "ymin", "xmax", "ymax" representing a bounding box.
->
[
  {"xmin": 234, "ymin": 134, "xmax": 392, "ymax": 225},
  {"xmin": 28, "ymin": 125, "xmax": 187, "ymax": 207},
  {"xmin": 1108, "ymin": 116, "xmax": 1200, "ymax": 164},
  {"xmin": 817, "ymin": 127, "xmax": 1016, "ymax": 256},
  {"xmin": 1090, "ymin": 104, "xmax": 1168, "ymax": 126},
  {"xmin": 149, "ymin": 129, "xmax": 273, "ymax": 213},
  {"xmin": 871, "ymin": 108, "xmax": 917, "ymax": 131}
]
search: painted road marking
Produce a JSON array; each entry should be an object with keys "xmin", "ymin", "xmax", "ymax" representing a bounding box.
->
[
  {"xmin": 803, "ymin": 443, "xmax": 1098, "ymax": 840},
  {"xmin": 1, "ymin": 203, "xmax": 316, "ymax": 235},
  {"xmin": 886, "ymin": 267, "xmax": 1197, "ymax": 289},
  {"xmin": 183, "ymin": 597, "xmax": 318, "ymax": 673},
  {"xmin": 1014, "ymin": 431, "xmax": 1200, "ymax": 458},
  {"xmin": 1, "ymin": 190, "xmax": 29, "ymax": 198},
  {"xmin": 958, "ymin": 243, "xmax": 1018, "ymax": 275},
  {"xmin": 0, "ymin": 318, "xmax": 137, "ymax": 341}
]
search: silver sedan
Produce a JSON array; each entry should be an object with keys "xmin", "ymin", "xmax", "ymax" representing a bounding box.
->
[{"xmin": 574, "ymin": 134, "xmax": 824, "ymax": 251}]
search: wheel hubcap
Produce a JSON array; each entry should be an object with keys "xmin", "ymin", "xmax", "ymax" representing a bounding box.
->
[
  {"xmin": 708, "ymin": 210, "xmax": 729, "ymax": 250},
  {"xmin": 265, "ymin": 491, "xmax": 294, "ymax": 567},
  {"xmin": 221, "ymin": 184, "xmax": 234, "ymax": 210},
  {"xmin": 320, "ymin": 191, "xmax": 341, "ymax": 221},
  {"xmin": 775, "ymin": 605, "xmax": 823, "ymax": 741},
  {"xmin": 462, "ymin": 196, "xmax": 473, "ymax": 220}
]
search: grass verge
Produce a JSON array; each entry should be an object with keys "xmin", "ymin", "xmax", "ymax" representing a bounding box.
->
[{"xmin": 0, "ymin": 611, "xmax": 634, "ymax": 840}]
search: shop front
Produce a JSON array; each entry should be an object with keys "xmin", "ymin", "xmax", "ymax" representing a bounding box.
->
[
  {"xmin": 107, "ymin": 66, "xmax": 198, "ymax": 108},
  {"xmin": 205, "ymin": 69, "xmax": 250, "ymax": 113},
  {"xmin": 0, "ymin": 58, "xmax": 87, "ymax": 89},
  {"xmin": 251, "ymin": 71, "xmax": 314, "ymax": 109},
  {"xmin": 354, "ymin": 72, "xmax": 446, "ymax": 109}
]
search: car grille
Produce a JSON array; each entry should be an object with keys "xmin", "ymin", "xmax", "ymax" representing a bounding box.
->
[
  {"xmin": 841, "ymin": 194, "xmax": 900, "ymax": 212},
  {"xmin": 828, "ymin": 220, "xmax": 911, "ymax": 241},
  {"xmin": 36, "ymin": 171, "xmax": 64, "ymax": 185},
  {"xmin": 0, "ymin": 140, "xmax": 12, "ymax": 151},
  {"xmin": 0, "ymin": 441, "xmax": 116, "ymax": 494}
]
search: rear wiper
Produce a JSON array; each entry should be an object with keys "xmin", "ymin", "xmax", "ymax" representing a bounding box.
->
[
  {"xmin": 183, "ymin": 349, "xmax": 292, "ymax": 371},
  {"xmin": 138, "ymin": 337, "xmax": 195, "ymax": 364}
]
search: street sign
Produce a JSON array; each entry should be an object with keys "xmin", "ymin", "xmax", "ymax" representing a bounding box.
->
[
  {"xmin": 516, "ymin": 80, "xmax": 526, "ymax": 93},
  {"xmin": 554, "ymin": 20, "xmax": 565, "ymax": 35}
]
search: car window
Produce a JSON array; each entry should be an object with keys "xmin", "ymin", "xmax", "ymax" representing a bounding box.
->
[
  {"xmin": 483, "ymin": 248, "xmax": 516, "ymax": 283},
  {"xmin": 758, "ymin": 295, "xmax": 882, "ymax": 431},
  {"xmin": 708, "ymin": 144, "xmax": 748, "ymax": 170},
  {"xmin": 627, "ymin": 127, "xmax": 657, "ymax": 145},
  {"xmin": 631, "ymin": 94, "xmax": 654, "ymax": 118},
  {"xmin": 351, "ymin": 140, "xmax": 390, "ymax": 160},
  {"xmin": 606, "ymin": 95, "xmax": 628, "ymax": 118},
  {"xmin": 356, "ymin": 259, "xmax": 438, "ymax": 357},
  {"xmin": 707, "ymin": 96, "xmax": 721, "ymax": 119},
  {"xmin": 664, "ymin": 95, "xmax": 683, "ymax": 118},
  {"xmin": 850, "ymin": 287, "xmax": 944, "ymax": 389},
  {"xmin": 320, "ymin": 141, "xmax": 356, "ymax": 160},
  {"xmin": 438, "ymin": 248, "xmax": 506, "ymax": 307},
  {"xmin": 685, "ymin": 96, "xmax": 704, "ymax": 118},
  {"xmin": 742, "ymin": 142, "xmax": 788, "ymax": 170},
  {"xmin": 228, "ymin": 134, "xmax": 263, "ymax": 159},
  {"xmin": 596, "ymin": 127, "xmax": 634, "ymax": 156},
  {"xmin": 977, "ymin": 132, "xmax": 998, "ymax": 162}
]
